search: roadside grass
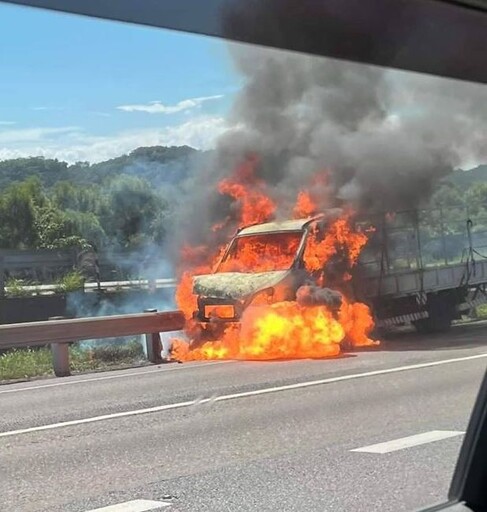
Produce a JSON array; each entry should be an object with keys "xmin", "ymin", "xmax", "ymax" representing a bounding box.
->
[
  {"xmin": 476, "ymin": 304, "xmax": 487, "ymax": 319},
  {"xmin": 0, "ymin": 340, "xmax": 145, "ymax": 382},
  {"xmin": 55, "ymin": 269, "xmax": 85, "ymax": 293},
  {"xmin": 4, "ymin": 277, "xmax": 38, "ymax": 298}
]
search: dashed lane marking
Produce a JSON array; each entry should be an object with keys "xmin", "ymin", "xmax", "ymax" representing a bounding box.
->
[
  {"xmin": 85, "ymin": 499, "xmax": 170, "ymax": 511},
  {"xmin": 351, "ymin": 430, "xmax": 465, "ymax": 454}
]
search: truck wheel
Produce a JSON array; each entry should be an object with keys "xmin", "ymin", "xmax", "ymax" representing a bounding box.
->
[
  {"xmin": 427, "ymin": 313, "xmax": 452, "ymax": 333},
  {"xmin": 413, "ymin": 316, "xmax": 451, "ymax": 334},
  {"xmin": 429, "ymin": 294, "xmax": 454, "ymax": 333},
  {"xmin": 413, "ymin": 319, "xmax": 430, "ymax": 334},
  {"xmin": 413, "ymin": 295, "xmax": 453, "ymax": 334}
]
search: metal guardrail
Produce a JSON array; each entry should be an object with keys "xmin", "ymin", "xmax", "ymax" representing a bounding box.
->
[
  {"xmin": 0, "ymin": 311, "xmax": 185, "ymax": 378},
  {"xmin": 6, "ymin": 278, "xmax": 177, "ymax": 295},
  {"xmin": 85, "ymin": 278, "xmax": 176, "ymax": 289},
  {"xmin": 0, "ymin": 247, "xmax": 177, "ymax": 297}
]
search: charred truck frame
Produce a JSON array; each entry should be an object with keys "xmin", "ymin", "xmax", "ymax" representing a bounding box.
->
[
  {"xmin": 354, "ymin": 205, "xmax": 487, "ymax": 333},
  {"xmin": 192, "ymin": 204, "xmax": 487, "ymax": 338}
]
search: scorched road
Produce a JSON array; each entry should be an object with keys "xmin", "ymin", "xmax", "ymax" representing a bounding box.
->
[{"xmin": 1, "ymin": 323, "xmax": 487, "ymax": 512}]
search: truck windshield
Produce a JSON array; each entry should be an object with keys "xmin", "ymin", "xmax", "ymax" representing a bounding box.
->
[{"xmin": 217, "ymin": 231, "xmax": 303, "ymax": 273}]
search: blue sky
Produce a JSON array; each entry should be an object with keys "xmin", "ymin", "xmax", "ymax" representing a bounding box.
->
[{"xmin": 0, "ymin": 3, "xmax": 241, "ymax": 162}]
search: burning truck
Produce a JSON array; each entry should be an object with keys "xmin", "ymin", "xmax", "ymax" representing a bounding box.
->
[
  {"xmin": 171, "ymin": 206, "xmax": 378, "ymax": 361},
  {"xmin": 171, "ymin": 158, "xmax": 487, "ymax": 362},
  {"xmin": 193, "ymin": 212, "xmax": 347, "ymax": 335},
  {"xmin": 171, "ymin": 206, "xmax": 487, "ymax": 362}
]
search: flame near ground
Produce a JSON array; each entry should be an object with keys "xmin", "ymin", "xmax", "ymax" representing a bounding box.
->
[{"xmin": 171, "ymin": 159, "xmax": 379, "ymax": 361}]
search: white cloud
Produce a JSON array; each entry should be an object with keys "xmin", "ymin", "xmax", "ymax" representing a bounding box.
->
[
  {"xmin": 0, "ymin": 116, "xmax": 228, "ymax": 164},
  {"xmin": 117, "ymin": 95, "xmax": 223, "ymax": 114},
  {"xmin": 0, "ymin": 126, "xmax": 80, "ymax": 144}
]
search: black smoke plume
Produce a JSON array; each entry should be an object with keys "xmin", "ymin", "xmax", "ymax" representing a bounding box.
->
[{"xmin": 173, "ymin": 10, "xmax": 487, "ymax": 261}]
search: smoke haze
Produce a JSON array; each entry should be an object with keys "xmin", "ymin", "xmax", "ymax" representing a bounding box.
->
[{"xmin": 296, "ymin": 284, "xmax": 342, "ymax": 309}]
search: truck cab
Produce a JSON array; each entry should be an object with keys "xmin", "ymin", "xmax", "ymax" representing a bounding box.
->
[{"xmin": 192, "ymin": 210, "xmax": 344, "ymax": 329}]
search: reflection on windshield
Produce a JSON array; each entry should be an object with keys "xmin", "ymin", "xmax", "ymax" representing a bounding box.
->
[{"xmin": 217, "ymin": 231, "xmax": 303, "ymax": 273}]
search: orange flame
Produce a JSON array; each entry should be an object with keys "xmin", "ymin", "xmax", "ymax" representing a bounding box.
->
[
  {"xmin": 172, "ymin": 303, "xmax": 343, "ymax": 361},
  {"xmin": 292, "ymin": 172, "xmax": 329, "ymax": 219},
  {"xmin": 339, "ymin": 299, "xmax": 378, "ymax": 347},
  {"xmin": 293, "ymin": 191, "xmax": 317, "ymax": 219},
  {"xmin": 303, "ymin": 217, "xmax": 369, "ymax": 273},
  {"xmin": 175, "ymin": 271, "xmax": 200, "ymax": 321},
  {"xmin": 218, "ymin": 156, "xmax": 276, "ymax": 227},
  {"xmin": 173, "ymin": 163, "xmax": 379, "ymax": 361},
  {"xmin": 172, "ymin": 299, "xmax": 377, "ymax": 362},
  {"xmin": 217, "ymin": 231, "xmax": 302, "ymax": 274}
]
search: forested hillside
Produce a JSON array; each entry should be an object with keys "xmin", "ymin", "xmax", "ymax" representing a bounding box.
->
[
  {"xmin": 0, "ymin": 146, "xmax": 203, "ymax": 251},
  {"xmin": 0, "ymin": 145, "xmax": 200, "ymax": 189},
  {"xmin": 0, "ymin": 146, "xmax": 486, "ymax": 251},
  {"xmin": 447, "ymin": 165, "xmax": 487, "ymax": 191}
]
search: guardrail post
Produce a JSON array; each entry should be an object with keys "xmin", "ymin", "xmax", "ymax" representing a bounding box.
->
[
  {"xmin": 49, "ymin": 316, "xmax": 71, "ymax": 377},
  {"xmin": 0, "ymin": 252, "xmax": 4, "ymax": 298},
  {"xmin": 144, "ymin": 309, "xmax": 163, "ymax": 364}
]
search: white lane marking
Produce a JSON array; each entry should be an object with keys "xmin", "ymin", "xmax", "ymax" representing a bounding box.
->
[
  {"xmin": 351, "ymin": 430, "xmax": 465, "ymax": 454},
  {"xmin": 0, "ymin": 352, "xmax": 485, "ymax": 439},
  {"xmin": 86, "ymin": 499, "xmax": 170, "ymax": 511},
  {"xmin": 0, "ymin": 360, "xmax": 234, "ymax": 395}
]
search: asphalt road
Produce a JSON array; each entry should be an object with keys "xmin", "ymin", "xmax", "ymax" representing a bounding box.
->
[{"xmin": 1, "ymin": 323, "xmax": 487, "ymax": 512}]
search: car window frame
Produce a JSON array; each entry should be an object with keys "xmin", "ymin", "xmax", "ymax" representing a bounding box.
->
[{"xmin": 2, "ymin": 1, "xmax": 487, "ymax": 509}]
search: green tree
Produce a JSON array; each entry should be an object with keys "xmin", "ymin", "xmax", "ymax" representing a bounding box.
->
[
  {"xmin": 52, "ymin": 181, "xmax": 102, "ymax": 213},
  {"xmin": 64, "ymin": 210, "xmax": 106, "ymax": 248},
  {"xmin": 0, "ymin": 146, "xmax": 194, "ymax": 250},
  {"xmin": 0, "ymin": 177, "xmax": 45, "ymax": 248},
  {"xmin": 34, "ymin": 205, "xmax": 82, "ymax": 249},
  {"xmin": 104, "ymin": 175, "xmax": 168, "ymax": 248},
  {"xmin": 0, "ymin": 157, "xmax": 69, "ymax": 189},
  {"xmin": 465, "ymin": 183, "xmax": 487, "ymax": 230},
  {"xmin": 430, "ymin": 182, "xmax": 465, "ymax": 208}
]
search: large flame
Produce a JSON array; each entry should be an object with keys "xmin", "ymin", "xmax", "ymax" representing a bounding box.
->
[
  {"xmin": 218, "ymin": 155, "xmax": 276, "ymax": 228},
  {"xmin": 303, "ymin": 216, "xmax": 369, "ymax": 273},
  {"xmin": 173, "ymin": 159, "xmax": 379, "ymax": 361},
  {"xmin": 218, "ymin": 231, "xmax": 303, "ymax": 274},
  {"xmin": 293, "ymin": 191, "xmax": 317, "ymax": 219},
  {"xmin": 172, "ymin": 303, "xmax": 344, "ymax": 361}
]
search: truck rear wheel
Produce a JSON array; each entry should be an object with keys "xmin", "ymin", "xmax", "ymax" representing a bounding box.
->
[
  {"xmin": 413, "ymin": 315, "xmax": 451, "ymax": 334},
  {"xmin": 413, "ymin": 294, "xmax": 454, "ymax": 334}
]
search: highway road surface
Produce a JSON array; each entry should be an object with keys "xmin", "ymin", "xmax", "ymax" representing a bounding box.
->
[{"xmin": 1, "ymin": 323, "xmax": 487, "ymax": 512}]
